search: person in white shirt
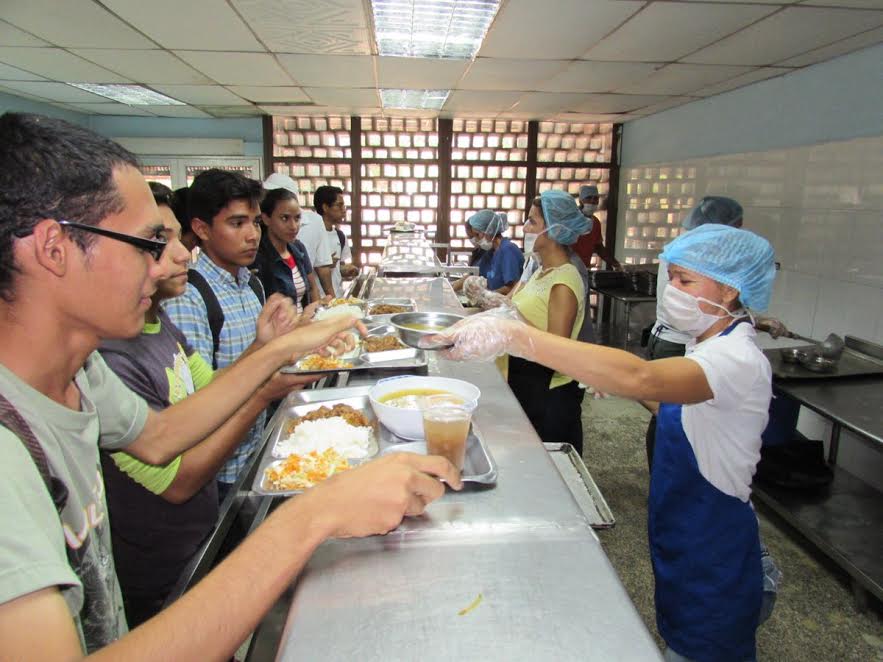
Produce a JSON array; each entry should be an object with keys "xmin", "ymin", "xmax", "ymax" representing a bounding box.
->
[
  {"xmin": 437, "ymin": 224, "xmax": 778, "ymax": 662},
  {"xmin": 313, "ymin": 185, "xmax": 357, "ymax": 297}
]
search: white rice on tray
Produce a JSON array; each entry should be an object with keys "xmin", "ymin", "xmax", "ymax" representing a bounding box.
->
[
  {"xmin": 273, "ymin": 416, "xmax": 373, "ymax": 459},
  {"xmin": 315, "ymin": 304, "xmax": 364, "ymax": 321}
]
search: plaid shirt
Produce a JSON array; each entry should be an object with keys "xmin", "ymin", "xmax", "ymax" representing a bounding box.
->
[{"xmin": 163, "ymin": 251, "xmax": 266, "ymax": 484}]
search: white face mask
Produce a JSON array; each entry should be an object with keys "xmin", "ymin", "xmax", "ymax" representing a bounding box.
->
[
  {"xmin": 468, "ymin": 235, "xmax": 480, "ymax": 248},
  {"xmin": 582, "ymin": 203, "xmax": 598, "ymax": 217},
  {"xmin": 478, "ymin": 238, "xmax": 493, "ymax": 251},
  {"xmin": 660, "ymin": 286, "xmax": 743, "ymax": 337},
  {"xmin": 523, "ymin": 232, "xmax": 538, "ymax": 254}
]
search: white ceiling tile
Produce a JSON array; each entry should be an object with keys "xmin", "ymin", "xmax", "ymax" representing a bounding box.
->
[
  {"xmin": 0, "ymin": 20, "xmax": 48, "ymax": 46},
  {"xmin": 537, "ymin": 61, "xmax": 659, "ymax": 93},
  {"xmin": 512, "ymin": 92, "xmax": 595, "ymax": 114},
  {"xmin": 0, "ymin": 83, "xmax": 53, "ymax": 102},
  {"xmin": 101, "ymin": 0, "xmax": 261, "ymax": 51},
  {"xmin": 70, "ymin": 49, "xmax": 213, "ymax": 85},
  {"xmin": 584, "ymin": 3, "xmax": 777, "ymax": 62},
  {"xmin": 63, "ymin": 102, "xmax": 156, "ymax": 116},
  {"xmin": 234, "ymin": 0, "xmax": 370, "ymax": 54},
  {"xmin": 151, "ymin": 85, "xmax": 252, "ymax": 105},
  {"xmin": 302, "ymin": 87, "xmax": 379, "ymax": 107},
  {"xmin": 260, "ymin": 104, "xmax": 343, "ymax": 115},
  {"xmin": 479, "ymin": 0, "xmax": 645, "ymax": 59},
  {"xmin": 227, "ymin": 86, "xmax": 310, "ymax": 103},
  {"xmin": 613, "ymin": 63, "xmax": 755, "ymax": 96},
  {"xmin": 574, "ymin": 93, "xmax": 676, "ymax": 113},
  {"xmin": 442, "ymin": 90, "xmax": 521, "ymax": 112},
  {"xmin": 800, "ymin": 0, "xmax": 883, "ymax": 7},
  {"xmin": 684, "ymin": 7, "xmax": 883, "ymax": 65},
  {"xmin": 1, "ymin": 0, "xmax": 156, "ymax": 48},
  {"xmin": 0, "ymin": 47, "xmax": 130, "ymax": 83},
  {"xmin": 141, "ymin": 105, "xmax": 213, "ymax": 118},
  {"xmin": 277, "ymin": 54, "xmax": 375, "ymax": 87},
  {"xmin": 174, "ymin": 52, "xmax": 293, "ymax": 85},
  {"xmin": 627, "ymin": 97, "xmax": 697, "ymax": 117},
  {"xmin": 776, "ymin": 26, "xmax": 883, "ymax": 66},
  {"xmin": 554, "ymin": 112, "xmax": 632, "ymax": 123},
  {"xmin": 0, "ymin": 62, "xmax": 46, "ymax": 81},
  {"xmin": 377, "ymin": 57, "xmax": 468, "ymax": 89},
  {"xmin": 459, "ymin": 58, "xmax": 571, "ymax": 92},
  {"xmin": 0, "ymin": 81, "xmax": 111, "ymax": 102},
  {"xmin": 201, "ymin": 105, "xmax": 266, "ymax": 117},
  {"xmin": 691, "ymin": 66, "xmax": 791, "ymax": 97}
]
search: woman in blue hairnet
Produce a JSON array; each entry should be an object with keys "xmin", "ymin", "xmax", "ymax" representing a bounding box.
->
[
  {"xmin": 467, "ymin": 209, "xmax": 523, "ymax": 294},
  {"xmin": 505, "ymin": 191, "xmax": 591, "ymax": 451},
  {"xmin": 436, "ymin": 224, "xmax": 777, "ymax": 662}
]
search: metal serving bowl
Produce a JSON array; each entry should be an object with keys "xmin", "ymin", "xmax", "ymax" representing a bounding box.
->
[
  {"xmin": 390, "ymin": 311, "xmax": 464, "ymax": 350},
  {"xmin": 799, "ymin": 354, "xmax": 838, "ymax": 373},
  {"xmin": 780, "ymin": 347, "xmax": 808, "ymax": 364}
]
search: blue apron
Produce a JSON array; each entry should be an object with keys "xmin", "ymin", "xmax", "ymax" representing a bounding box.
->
[{"xmin": 649, "ymin": 320, "xmax": 762, "ymax": 662}]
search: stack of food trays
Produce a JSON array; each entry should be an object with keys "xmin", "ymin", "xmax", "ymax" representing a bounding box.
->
[{"xmin": 253, "ymin": 384, "xmax": 498, "ymax": 496}]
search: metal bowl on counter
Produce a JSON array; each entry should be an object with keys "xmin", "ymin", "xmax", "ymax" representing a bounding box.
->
[
  {"xmin": 780, "ymin": 347, "xmax": 808, "ymax": 364},
  {"xmin": 798, "ymin": 354, "xmax": 838, "ymax": 373},
  {"xmin": 390, "ymin": 311, "xmax": 463, "ymax": 350}
]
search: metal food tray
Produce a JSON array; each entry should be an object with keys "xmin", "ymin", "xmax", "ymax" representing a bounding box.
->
[
  {"xmin": 365, "ymin": 297, "xmax": 417, "ymax": 320},
  {"xmin": 764, "ymin": 344, "xmax": 883, "ymax": 380},
  {"xmin": 280, "ymin": 324, "xmax": 427, "ymax": 375},
  {"xmin": 252, "ymin": 386, "xmax": 498, "ymax": 496},
  {"xmin": 544, "ymin": 443, "xmax": 615, "ymax": 529}
]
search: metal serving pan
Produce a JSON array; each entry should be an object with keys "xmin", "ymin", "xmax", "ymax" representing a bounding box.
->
[
  {"xmin": 364, "ymin": 297, "xmax": 417, "ymax": 321},
  {"xmin": 252, "ymin": 385, "xmax": 498, "ymax": 496},
  {"xmin": 280, "ymin": 324, "xmax": 427, "ymax": 375},
  {"xmin": 544, "ymin": 443, "xmax": 615, "ymax": 529}
]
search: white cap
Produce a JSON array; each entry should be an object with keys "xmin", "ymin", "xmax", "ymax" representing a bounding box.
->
[{"xmin": 263, "ymin": 173, "xmax": 299, "ymax": 195}]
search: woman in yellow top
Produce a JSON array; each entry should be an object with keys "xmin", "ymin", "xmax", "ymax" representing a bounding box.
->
[{"xmin": 507, "ymin": 190, "xmax": 590, "ymax": 452}]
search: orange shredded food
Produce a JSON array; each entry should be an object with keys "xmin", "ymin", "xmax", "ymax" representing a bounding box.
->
[{"xmin": 265, "ymin": 449, "xmax": 350, "ymax": 491}]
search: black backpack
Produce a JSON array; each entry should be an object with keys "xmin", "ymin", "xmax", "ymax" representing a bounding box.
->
[{"xmin": 187, "ymin": 269, "xmax": 266, "ymax": 370}]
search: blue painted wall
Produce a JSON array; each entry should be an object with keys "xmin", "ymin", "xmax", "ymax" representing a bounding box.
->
[
  {"xmin": 621, "ymin": 43, "xmax": 883, "ymax": 166},
  {"xmin": 87, "ymin": 116, "xmax": 265, "ymax": 156}
]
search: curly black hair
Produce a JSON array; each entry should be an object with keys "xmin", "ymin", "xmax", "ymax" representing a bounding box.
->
[
  {"xmin": 148, "ymin": 181, "xmax": 175, "ymax": 208},
  {"xmin": 313, "ymin": 185, "xmax": 343, "ymax": 217},
  {"xmin": 0, "ymin": 112, "xmax": 139, "ymax": 302},
  {"xmin": 188, "ymin": 169, "xmax": 262, "ymax": 226}
]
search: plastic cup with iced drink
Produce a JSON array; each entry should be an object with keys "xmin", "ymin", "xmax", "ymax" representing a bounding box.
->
[{"xmin": 421, "ymin": 396, "xmax": 475, "ymax": 472}]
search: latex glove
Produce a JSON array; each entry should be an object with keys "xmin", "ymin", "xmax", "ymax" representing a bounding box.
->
[
  {"xmin": 475, "ymin": 289, "xmax": 511, "ymax": 311},
  {"xmin": 463, "ymin": 275, "xmax": 488, "ymax": 305},
  {"xmin": 434, "ymin": 307, "xmax": 532, "ymax": 362},
  {"xmin": 755, "ymin": 315, "xmax": 789, "ymax": 339}
]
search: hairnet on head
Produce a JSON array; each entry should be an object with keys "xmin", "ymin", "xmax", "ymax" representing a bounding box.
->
[
  {"xmin": 681, "ymin": 196, "xmax": 743, "ymax": 230},
  {"xmin": 579, "ymin": 184, "xmax": 599, "ymax": 201},
  {"xmin": 659, "ymin": 224, "xmax": 776, "ymax": 311},
  {"xmin": 539, "ymin": 190, "xmax": 590, "ymax": 246},
  {"xmin": 263, "ymin": 173, "xmax": 299, "ymax": 195},
  {"xmin": 468, "ymin": 209, "xmax": 507, "ymax": 237}
]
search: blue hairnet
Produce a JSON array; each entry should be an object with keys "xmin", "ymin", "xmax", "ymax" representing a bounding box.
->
[
  {"xmin": 539, "ymin": 190, "xmax": 590, "ymax": 246},
  {"xmin": 659, "ymin": 224, "xmax": 776, "ymax": 311},
  {"xmin": 468, "ymin": 209, "xmax": 507, "ymax": 236},
  {"xmin": 681, "ymin": 196, "xmax": 743, "ymax": 230},
  {"xmin": 579, "ymin": 184, "xmax": 599, "ymax": 201}
]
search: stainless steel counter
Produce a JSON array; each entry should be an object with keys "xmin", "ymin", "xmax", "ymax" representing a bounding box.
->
[
  {"xmin": 255, "ymin": 274, "xmax": 660, "ymax": 661},
  {"xmin": 377, "ymin": 235, "xmax": 443, "ymax": 276}
]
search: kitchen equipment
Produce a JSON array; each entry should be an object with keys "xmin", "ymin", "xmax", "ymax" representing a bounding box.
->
[
  {"xmin": 786, "ymin": 331, "xmax": 845, "ymax": 360},
  {"xmin": 390, "ymin": 311, "xmax": 463, "ymax": 349},
  {"xmin": 780, "ymin": 347, "xmax": 809, "ymax": 364},
  {"xmin": 589, "ymin": 270, "xmax": 630, "ymax": 290},
  {"xmin": 764, "ymin": 335, "xmax": 883, "ymax": 379},
  {"xmin": 799, "ymin": 354, "xmax": 838, "ymax": 373}
]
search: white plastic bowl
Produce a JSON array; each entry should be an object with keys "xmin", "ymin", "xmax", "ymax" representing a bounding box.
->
[{"xmin": 369, "ymin": 375, "xmax": 481, "ymax": 441}]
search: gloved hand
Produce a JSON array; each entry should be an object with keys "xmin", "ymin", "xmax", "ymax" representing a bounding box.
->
[
  {"xmin": 755, "ymin": 315, "xmax": 789, "ymax": 339},
  {"xmin": 463, "ymin": 275, "xmax": 488, "ymax": 305},
  {"xmin": 434, "ymin": 308, "xmax": 533, "ymax": 362}
]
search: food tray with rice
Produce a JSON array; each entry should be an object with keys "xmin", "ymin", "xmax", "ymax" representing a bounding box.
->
[
  {"xmin": 280, "ymin": 323, "xmax": 428, "ymax": 375},
  {"xmin": 252, "ymin": 385, "xmax": 497, "ymax": 496}
]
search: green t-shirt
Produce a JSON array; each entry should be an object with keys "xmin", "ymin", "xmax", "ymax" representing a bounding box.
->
[{"xmin": 0, "ymin": 352, "xmax": 148, "ymax": 652}]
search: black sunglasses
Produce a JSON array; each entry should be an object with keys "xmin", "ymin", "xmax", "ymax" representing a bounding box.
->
[{"xmin": 59, "ymin": 220, "xmax": 167, "ymax": 261}]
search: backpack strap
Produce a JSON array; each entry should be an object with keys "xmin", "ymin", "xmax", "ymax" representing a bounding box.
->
[
  {"xmin": 187, "ymin": 269, "xmax": 224, "ymax": 370},
  {"xmin": 0, "ymin": 392, "xmax": 69, "ymax": 514},
  {"xmin": 248, "ymin": 271, "xmax": 266, "ymax": 306},
  {"xmin": 335, "ymin": 228, "xmax": 346, "ymax": 251}
]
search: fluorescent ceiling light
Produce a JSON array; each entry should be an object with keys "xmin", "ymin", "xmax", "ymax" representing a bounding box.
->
[
  {"xmin": 381, "ymin": 89, "xmax": 450, "ymax": 110},
  {"xmin": 67, "ymin": 83, "xmax": 185, "ymax": 106},
  {"xmin": 372, "ymin": 0, "xmax": 501, "ymax": 59}
]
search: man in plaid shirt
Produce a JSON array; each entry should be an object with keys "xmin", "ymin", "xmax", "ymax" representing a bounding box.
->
[{"xmin": 164, "ymin": 169, "xmax": 273, "ymax": 500}]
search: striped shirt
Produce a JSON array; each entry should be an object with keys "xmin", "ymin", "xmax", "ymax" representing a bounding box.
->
[{"xmin": 163, "ymin": 251, "xmax": 266, "ymax": 484}]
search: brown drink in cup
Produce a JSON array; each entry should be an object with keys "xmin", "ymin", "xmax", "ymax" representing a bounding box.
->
[{"xmin": 421, "ymin": 397, "xmax": 474, "ymax": 472}]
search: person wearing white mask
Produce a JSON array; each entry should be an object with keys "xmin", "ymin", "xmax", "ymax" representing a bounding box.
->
[
  {"xmin": 453, "ymin": 209, "xmax": 522, "ymax": 294},
  {"xmin": 573, "ymin": 184, "xmax": 621, "ymax": 271},
  {"xmin": 434, "ymin": 224, "xmax": 778, "ymax": 662}
]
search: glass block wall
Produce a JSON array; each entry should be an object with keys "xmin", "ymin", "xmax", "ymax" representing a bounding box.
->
[{"xmin": 269, "ymin": 116, "xmax": 617, "ymax": 269}]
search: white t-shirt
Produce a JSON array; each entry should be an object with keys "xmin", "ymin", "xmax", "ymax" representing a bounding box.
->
[
  {"xmin": 298, "ymin": 211, "xmax": 333, "ymax": 271},
  {"xmin": 651, "ymin": 259, "xmax": 692, "ymax": 345},
  {"xmin": 326, "ymin": 228, "xmax": 343, "ymax": 297},
  {"xmin": 681, "ymin": 322, "xmax": 772, "ymax": 502}
]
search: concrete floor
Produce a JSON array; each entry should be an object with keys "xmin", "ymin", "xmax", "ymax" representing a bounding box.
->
[{"xmin": 580, "ymin": 395, "xmax": 883, "ymax": 662}]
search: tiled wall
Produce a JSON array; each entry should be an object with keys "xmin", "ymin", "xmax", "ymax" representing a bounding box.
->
[{"xmin": 616, "ymin": 133, "xmax": 883, "ymax": 488}]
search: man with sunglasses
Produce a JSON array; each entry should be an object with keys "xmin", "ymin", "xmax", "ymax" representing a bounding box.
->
[{"xmin": 0, "ymin": 112, "xmax": 460, "ymax": 659}]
